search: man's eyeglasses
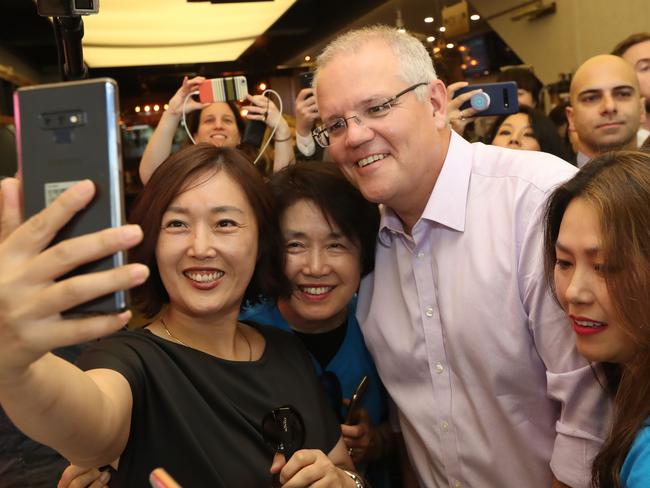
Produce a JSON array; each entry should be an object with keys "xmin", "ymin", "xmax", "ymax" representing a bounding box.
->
[{"xmin": 312, "ymin": 82, "xmax": 428, "ymax": 148}]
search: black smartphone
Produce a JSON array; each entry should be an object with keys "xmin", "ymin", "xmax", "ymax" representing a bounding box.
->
[
  {"xmin": 454, "ymin": 81, "xmax": 519, "ymax": 116},
  {"xmin": 14, "ymin": 78, "xmax": 127, "ymax": 315},
  {"xmin": 299, "ymin": 72, "xmax": 314, "ymax": 90},
  {"xmin": 198, "ymin": 76, "xmax": 248, "ymax": 103},
  {"xmin": 345, "ymin": 375, "xmax": 369, "ymax": 425}
]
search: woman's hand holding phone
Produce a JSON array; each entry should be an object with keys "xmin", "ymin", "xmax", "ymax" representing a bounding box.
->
[
  {"xmin": 167, "ymin": 76, "xmax": 209, "ymax": 117},
  {"xmin": 446, "ymin": 81, "xmax": 481, "ymax": 135},
  {"xmin": 0, "ymin": 179, "xmax": 148, "ymax": 383}
]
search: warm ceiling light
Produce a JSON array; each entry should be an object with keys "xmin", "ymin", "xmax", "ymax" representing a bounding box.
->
[
  {"xmin": 470, "ymin": 59, "xmax": 478, "ymax": 66},
  {"xmin": 258, "ymin": 82, "xmax": 267, "ymax": 91},
  {"xmin": 81, "ymin": 0, "xmax": 298, "ymax": 68},
  {"xmin": 446, "ymin": 43, "xmax": 454, "ymax": 49},
  {"xmin": 461, "ymin": 64, "xmax": 467, "ymax": 70},
  {"xmin": 433, "ymin": 47, "xmax": 441, "ymax": 54},
  {"xmin": 135, "ymin": 106, "xmax": 141, "ymax": 113},
  {"xmin": 458, "ymin": 45, "xmax": 467, "ymax": 52},
  {"xmin": 304, "ymin": 55, "xmax": 311, "ymax": 62},
  {"xmin": 144, "ymin": 105, "xmax": 151, "ymax": 112},
  {"xmin": 426, "ymin": 36, "xmax": 435, "ymax": 43},
  {"xmin": 470, "ymin": 14, "xmax": 480, "ymax": 21},
  {"xmin": 424, "ymin": 17, "xmax": 434, "ymax": 23},
  {"xmin": 164, "ymin": 104, "xmax": 169, "ymax": 110},
  {"xmin": 153, "ymin": 104, "xmax": 160, "ymax": 112},
  {"xmin": 240, "ymin": 109, "xmax": 248, "ymax": 116},
  {"xmin": 439, "ymin": 26, "xmax": 446, "ymax": 32}
]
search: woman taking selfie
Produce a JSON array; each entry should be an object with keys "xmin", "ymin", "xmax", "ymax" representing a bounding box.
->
[
  {"xmin": 543, "ymin": 150, "xmax": 650, "ymax": 487},
  {"xmin": 0, "ymin": 145, "xmax": 361, "ymax": 487}
]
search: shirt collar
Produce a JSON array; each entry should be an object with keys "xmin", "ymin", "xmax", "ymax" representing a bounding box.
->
[{"xmin": 378, "ymin": 131, "xmax": 472, "ymax": 244}]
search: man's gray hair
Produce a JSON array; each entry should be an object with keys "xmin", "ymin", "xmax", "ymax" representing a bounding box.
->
[{"xmin": 314, "ymin": 25, "xmax": 437, "ymax": 101}]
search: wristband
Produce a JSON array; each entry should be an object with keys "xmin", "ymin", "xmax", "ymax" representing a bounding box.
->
[{"xmin": 274, "ymin": 135, "xmax": 292, "ymax": 142}]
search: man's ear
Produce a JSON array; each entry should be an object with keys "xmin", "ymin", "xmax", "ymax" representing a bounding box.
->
[
  {"xmin": 429, "ymin": 80, "xmax": 448, "ymax": 129},
  {"xmin": 565, "ymin": 105, "xmax": 576, "ymax": 132}
]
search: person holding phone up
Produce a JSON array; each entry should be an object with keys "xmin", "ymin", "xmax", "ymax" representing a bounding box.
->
[
  {"xmin": 294, "ymin": 82, "xmax": 324, "ymax": 161},
  {"xmin": 0, "ymin": 145, "xmax": 363, "ymax": 487},
  {"xmin": 139, "ymin": 76, "xmax": 295, "ymax": 184}
]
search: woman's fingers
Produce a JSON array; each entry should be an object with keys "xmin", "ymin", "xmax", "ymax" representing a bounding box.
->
[
  {"xmin": 24, "ymin": 311, "xmax": 133, "ymax": 355},
  {"xmin": 32, "ymin": 264, "xmax": 149, "ymax": 318},
  {"xmin": 0, "ymin": 178, "xmax": 23, "ymax": 243},
  {"xmin": 3, "ymin": 180, "xmax": 95, "ymax": 259},
  {"xmin": 25, "ymin": 224, "xmax": 144, "ymax": 283}
]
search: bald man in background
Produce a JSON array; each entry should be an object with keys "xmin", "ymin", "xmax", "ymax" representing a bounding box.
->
[{"xmin": 566, "ymin": 54, "xmax": 646, "ymax": 167}]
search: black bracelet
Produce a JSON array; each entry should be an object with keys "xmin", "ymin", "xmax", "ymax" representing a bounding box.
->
[{"xmin": 274, "ymin": 135, "xmax": 292, "ymax": 142}]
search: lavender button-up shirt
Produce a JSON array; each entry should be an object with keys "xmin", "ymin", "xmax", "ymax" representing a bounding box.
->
[{"xmin": 356, "ymin": 131, "xmax": 610, "ymax": 488}]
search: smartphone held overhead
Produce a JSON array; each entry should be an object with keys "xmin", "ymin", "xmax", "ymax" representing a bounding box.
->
[
  {"xmin": 454, "ymin": 81, "xmax": 519, "ymax": 117},
  {"xmin": 13, "ymin": 78, "xmax": 127, "ymax": 315},
  {"xmin": 198, "ymin": 76, "xmax": 248, "ymax": 103}
]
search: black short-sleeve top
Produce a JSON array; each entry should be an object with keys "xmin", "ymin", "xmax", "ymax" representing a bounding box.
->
[{"xmin": 77, "ymin": 322, "xmax": 341, "ymax": 487}]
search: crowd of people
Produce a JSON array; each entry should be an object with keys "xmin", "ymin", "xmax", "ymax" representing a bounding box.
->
[{"xmin": 0, "ymin": 24, "xmax": 649, "ymax": 488}]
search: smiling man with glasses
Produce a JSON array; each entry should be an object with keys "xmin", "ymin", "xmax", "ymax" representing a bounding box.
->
[{"xmin": 313, "ymin": 25, "xmax": 610, "ymax": 488}]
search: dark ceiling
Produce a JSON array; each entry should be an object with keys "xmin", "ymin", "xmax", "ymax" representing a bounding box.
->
[{"xmin": 0, "ymin": 0, "xmax": 395, "ymax": 99}]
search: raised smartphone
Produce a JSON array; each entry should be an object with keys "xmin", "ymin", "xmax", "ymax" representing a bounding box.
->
[
  {"xmin": 345, "ymin": 375, "xmax": 369, "ymax": 425},
  {"xmin": 198, "ymin": 76, "xmax": 248, "ymax": 103},
  {"xmin": 454, "ymin": 81, "xmax": 519, "ymax": 116},
  {"xmin": 299, "ymin": 72, "xmax": 314, "ymax": 90},
  {"xmin": 14, "ymin": 78, "xmax": 127, "ymax": 315}
]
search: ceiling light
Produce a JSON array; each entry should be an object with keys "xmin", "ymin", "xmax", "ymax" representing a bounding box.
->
[
  {"xmin": 426, "ymin": 36, "xmax": 435, "ymax": 43},
  {"xmin": 433, "ymin": 47, "xmax": 441, "ymax": 54},
  {"xmin": 153, "ymin": 104, "xmax": 160, "ymax": 112},
  {"xmin": 164, "ymin": 104, "xmax": 169, "ymax": 110},
  {"xmin": 446, "ymin": 43, "xmax": 454, "ymax": 49},
  {"xmin": 458, "ymin": 45, "xmax": 467, "ymax": 52},
  {"xmin": 304, "ymin": 55, "xmax": 311, "ymax": 62},
  {"xmin": 424, "ymin": 17, "xmax": 434, "ymax": 23},
  {"xmin": 258, "ymin": 82, "xmax": 267, "ymax": 91},
  {"xmin": 439, "ymin": 26, "xmax": 446, "ymax": 32},
  {"xmin": 470, "ymin": 14, "xmax": 480, "ymax": 21},
  {"xmin": 135, "ymin": 106, "xmax": 141, "ymax": 113},
  {"xmin": 144, "ymin": 105, "xmax": 151, "ymax": 112},
  {"xmin": 81, "ymin": 0, "xmax": 298, "ymax": 68},
  {"xmin": 398, "ymin": 28, "xmax": 406, "ymax": 33}
]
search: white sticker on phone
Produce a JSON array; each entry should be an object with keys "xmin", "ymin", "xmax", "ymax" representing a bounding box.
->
[{"xmin": 44, "ymin": 181, "xmax": 81, "ymax": 206}]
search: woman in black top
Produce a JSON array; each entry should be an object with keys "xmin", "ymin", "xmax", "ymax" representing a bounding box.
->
[{"xmin": 0, "ymin": 145, "xmax": 359, "ymax": 487}]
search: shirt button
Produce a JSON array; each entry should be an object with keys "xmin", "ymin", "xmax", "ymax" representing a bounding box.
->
[
  {"xmin": 425, "ymin": 307, "xmax": 434, "ymax": 317},
  {"xmin": 441, "ymin": 420, "xmax": 449, "ymax": 432},
  {"xmin": 454, "ymin": 481, "xmax": 462, "ymax": 488},
  {"xmin": 434, "ymin": 362, "xmax": 444, "ymax": 374}
]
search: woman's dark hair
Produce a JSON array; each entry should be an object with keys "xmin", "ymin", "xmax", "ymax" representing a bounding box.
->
[
  {"xmin": 542, "ymin": 150, "xmax": 650, "ymax": 488},
  {"xmin": 184, "ymin": 101, "xmax": 245, "ymax": 137},
  {"xmin": 489, "ymin": 105, "xmax": 569, "ymax": 160},
  {"xmin": 268, "ymin": 162, "xmax": 380, "ymax": 278},
  {"xmin": 496, "ymin": 67, "xmax": 543, "ymax": 107},
  {"xmin": 129, "ymin": 144, "xmax": 290, "ymax": 317}
]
